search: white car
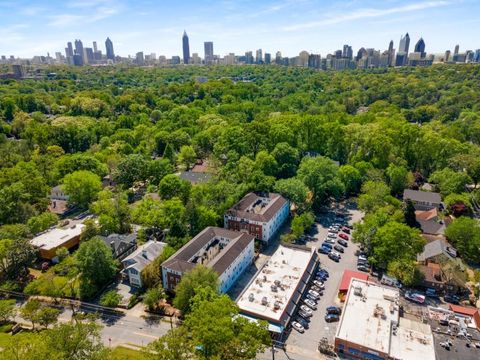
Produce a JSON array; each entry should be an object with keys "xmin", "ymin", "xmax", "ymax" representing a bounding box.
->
[
  {"xmin": 300, "ymin": 305, "xmax": 313, "ymax": 315},
  {"xmin": 292, "ymin": 321, "xmax": 305, "ymax": 333},
  {"xmin": 331, "ymin": 251, "xmax": 342, "ymax": 258},
  {"xmin": 327, "ymin": 232, "xmax": 337, "ymax": 238},
  {"xmin": 304, "ymin": 299, "xmax": 317, "ymax": 310},
  {"xmin": 324, "ymin": 238, "xmax": 335, "ymax": 244},
  {"xmin": 308, "ymin": 290, "xmax": 321, "ymax": 299},
  {"xmin": 358, "ymin": 255, "xmax": 368, "ymax": 262},
  {"xmin": 313, "ymin": 280, "xmax": 325, "ymax": 289}
]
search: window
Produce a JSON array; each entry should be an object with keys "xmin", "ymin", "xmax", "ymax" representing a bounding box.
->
[{"xmin": 130, "ymin": 268, "xmax": 138, "ymax": 275}]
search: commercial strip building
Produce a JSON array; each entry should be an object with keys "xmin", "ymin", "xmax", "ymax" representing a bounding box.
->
[
  {"xmin": 236, "ymin": 244, "xmax": 318, "ymax": 333},
  {"xmin": 334, "ymin": 279, "xmax": 436, "ymax": 360},
  {"xmin": 162, "ymin": 227, "xmax": 255, "ymax": 293},
  {"xmin": 224, "ymin": 192, "xmax": 289, "ymax": 244},
  {"xmin": 30, "ymin": 224, "xmax": 85, "ymax": 260}
]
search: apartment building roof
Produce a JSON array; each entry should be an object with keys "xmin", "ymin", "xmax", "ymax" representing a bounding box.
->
[{"xmin": 225, "ymin": 192, "xmax": 288, "ymax": 223}]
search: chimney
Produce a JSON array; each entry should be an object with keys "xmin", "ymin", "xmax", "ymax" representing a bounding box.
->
[
  {"xmin": 142, "ymin": 249, "xmax": 148, "ymax": 259},
  {"xmin": 110, "ymin": 240, "xmax": 115, "ymax": 252}
]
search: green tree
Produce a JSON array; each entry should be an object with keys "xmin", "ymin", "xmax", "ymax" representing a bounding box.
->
[
  {"xmin": 339, "ymin": 165, "xmax": 362, "ymax": 196},
  {"xmin": 63, "ymin": 170, "xmax": 102, "ymax": 208},
  {"xmin": 444, "ymin": 193, "xmax": 473, "ymax": 216},
  {"xmin": 99, "ymin": 290, "xmax": 122, "ymax": 308},
  {"xmin": 143, "ymin": 286, "xmax": 165, "ymax": 311},
  {"xmin": 145, "ymin": 327, "xmax": 194, "ymax": 360},
  {"xmin": 0, "ymin": 299, "xmax": 16, "ymax": 324},
  {"xmin": 271, "ymin": 142, "xmax": 299, "ymax": 179},
  {"xmin": 0, "ymin": 238, "xmax": 36, "ymax": 281},
  {"xmin": 148, "ymin": 158, "xmax": 174, "ymax": 185},
  {"xmin": 291, "ymin": 212, "xmax": 315, "ymax": 239},
  {"xmin": 90, "ymin": 190, "xmax": 131, "ymax": 234},
  {"xmin": 159, "ymin": 174, "xmax": 191, "ymax": 203},
  {"xmin": 173, "ymin": 265, "xmax": 219, "ymax": 315},
  {"xmin": 445, "ymin": 217, "xmax": 480, "ymax": 264},
  {"xmin": 178, "ymin": 145, "xmax": 197, "ymax": 170},
  {"xmin": 403, "ymin": 199, "xmax": 420, "ymax": 229},
  {"xmin": 358, "ymin": 181, "xmax": 400, "ymax": 213},
  {"xmin": 429, "ymin": 168, "xmax": 471, "ymax": 197},
  {"xmin": 274, "ymin": 178, "xmax": 310, "ymax": 213},
  {"xmin": 297, "ymin": 156, "xmax": 345, "ymax": 206},
  {"xmin": 20, "ymin": 299, "xmax": 42, "ymax": 330},
  {"xmin": 388, "ymin": 259, "xmax": 422, "ymax": 286},
  {"xmin": 36, "ymin": 307, "xmax": 60, "ymax": 329},
  {"xmin": 27, "ymin": 212, "xmax": 58, "ymax": 235},
  {"xmin": 386, "ymin": 164, "xmax": 409, "ymax": 196},
  {"xmin": 76, "ymin": 237, "xmax": 118, "ymax": 298},
  {"xmin": 114, "ymin": 154, "xmax": 149, "ymax": 188}
]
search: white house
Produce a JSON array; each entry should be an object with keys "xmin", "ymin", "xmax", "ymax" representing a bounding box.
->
[
  {"xmin": 122, "ymin": 241, "xmax": 166, "ymax": 288},
  {"xmin": 161, "ymin": 227, "xmax": 255, "ymax": 293},
  {"xmin": 224, "ymin": 192, "xmax": 289, "ymax": 244}
]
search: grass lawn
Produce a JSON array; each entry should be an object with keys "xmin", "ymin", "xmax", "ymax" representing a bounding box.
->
[
  {"xmin": 0, "ymin": 332, "xmax": 12, "ymax": 349},
  {"xmin": 108, "ymin": 346, "xmax": 146, "ymax": 360}
]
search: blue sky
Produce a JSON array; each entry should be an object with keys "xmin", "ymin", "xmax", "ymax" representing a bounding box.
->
[{"xmin": 0, "ymin": 0, "xmax": 479, "ymax": 58}]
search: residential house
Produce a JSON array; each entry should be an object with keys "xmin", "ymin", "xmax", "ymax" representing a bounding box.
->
[
  {"xmin": 224, "ymin": 192, "xmax": 289, "ymax": 244},
  {"xmin": 122, "ymin": 241, "xmax": 166, "ymax": 288},
  {"xmin": 162, "ymin": 227, "xmax": 255, "ymax": 293},
  {"xmin": 417, "ymin": 239, "xmax": 457, "ymax": 263},
  {"xmin": 415, "ymin": 208, "xmax": 446, "ymax": 236},
  {"xmin": 99, "ymin": 233, "xmax": 137, "ymax": 261},
  {"xmin": 403, "ymin": 189, "xmax": 441, "ymax": 211},
  {"xmin": 48, "ymin": 185, "xmax": 70, "ymax": 216}
]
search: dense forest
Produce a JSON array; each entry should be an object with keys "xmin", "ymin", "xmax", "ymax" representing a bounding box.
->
[{"xmin": 1, "ymin": 64, "xmax": 480, "ymax": 291}]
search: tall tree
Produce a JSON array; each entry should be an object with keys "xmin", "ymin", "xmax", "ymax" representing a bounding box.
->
[{"xmin": 63, "ymin": 170, "xmax": 102, "ymax": 208}]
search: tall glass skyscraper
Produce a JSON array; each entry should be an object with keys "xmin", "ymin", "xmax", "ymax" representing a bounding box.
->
[
  {"xmin": 105, "ymin": 37, "xmax": 115, "ymax": 61},
  {"xmin": 182, "ymin": 31, "xmax": 190, "ymax": 64}
]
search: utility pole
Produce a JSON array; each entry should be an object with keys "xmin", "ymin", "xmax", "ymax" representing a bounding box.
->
[{"xmin": 271, "ymin": 342, "xmax": 275, "ymax": 360}]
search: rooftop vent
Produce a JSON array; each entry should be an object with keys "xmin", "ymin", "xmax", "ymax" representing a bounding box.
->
[
  {"xmin": 353, "ymin": 286, "xmax": 363, "ymax": 296},
  {"xmin": 261, "ymin": 296, "xmax": 268, "ymax": 305},
  {"xmin": 248, "ymin": 293, "xmax": 254, "ymax": 302},
  {"xmin": 273, "ymin": 301, "xmax": 281, "ymax": 310},
  {"xmin": 271, "ymin": 285, "xmax": 278, "ymax": 292},
  {"xmin": 274, "ymin": 280, "xmax": 281, "ymax": 286}
]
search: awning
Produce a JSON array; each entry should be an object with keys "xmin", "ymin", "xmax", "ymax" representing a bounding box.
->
[{"xmin": 237, "ymin": 314, "xmax": 285, "ymax": 333}]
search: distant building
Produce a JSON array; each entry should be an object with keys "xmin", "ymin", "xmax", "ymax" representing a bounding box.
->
[
  {"xmin": 105, "ymin": 37, "xmax": 115, "ymax": 61},
  {"xmin": 414, "ymin": 37, "xmax": 426, "ymax": 58},
  {"xmin": 403, "ymin": 189, "xmax": 441, "ymax": 211},
  {"xmin": 255, "ymin": 49, "xmax": 263, "ymax": 64},
  {"xmin": 204, "ymin": 41, "xmax": 214, "ymax": 64},
  {"xmin": 162, "ymin": 227, "xmax": 255, "ymax": 293},
  {"xmin": 182, "ymin": 31, "xmax": 190, "ymax": 64},
  {"xmin": 335, "ymin": 279, "xmax": 436, "ymax": 360},
  {"xmin": 30, "ymin": 224, "xmax": 85, "ymax": 260},
  {"xmin": 74, "ymin": 39, "xmax": 84, "ymax": 65},
  {"xmin": 264, "ymin": 53, "xmax": 271, "ymax": 64},
  {"xmin": 122, "ymin": 241, "xmax": 166, "ymax": 287},
  {"xmin": 224, "ymin": 192, "xmax": 289, "ymax": 244}
]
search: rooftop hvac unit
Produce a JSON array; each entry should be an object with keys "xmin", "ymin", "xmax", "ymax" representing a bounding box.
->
[
  {"xmin": 248, "ymin": 293, "xmax": 254, "ymax": 302},
  {"xmin": 261, "ymin": 297, "xmax": 268, "ymax": 305},
  {"xmin": 271, "ymin": 285, "xmax": 278, "ymax": 292},
  {"xmin": 274, "ymin": 280, "xmax": 281, "ymax": 286},
  {"xmin": 273, "ymin": 301, "xmax": 281, "ymax": 310},
  {"xmin": 353, "ymin": 287, "xmax": 363, "ymax": 296}
]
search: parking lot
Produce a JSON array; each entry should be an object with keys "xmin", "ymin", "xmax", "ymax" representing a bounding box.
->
[{"xmin": 259, "ymin": 203, "xmax": 364, "ymax": 360}]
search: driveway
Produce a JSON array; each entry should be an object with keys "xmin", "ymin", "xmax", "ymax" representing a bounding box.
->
[{"xmin": 258, "ymin": 204, "xmax": 364, "ymax": 360}]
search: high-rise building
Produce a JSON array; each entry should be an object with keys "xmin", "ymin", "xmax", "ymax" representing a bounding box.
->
[
  {"xmin": 245, "ymin": 51, "xmax": 254, "ymax": 64},
  {"xmin": 342, "ymin": 45, "xmax": 353, "ymax": 59},
  {"xmin": 105, "ymin": 37, "xmax": 115, "ymax": 61},
  {"xmin": 454, "ymin": 44, "xmax": 459, "ymax": 55},
  {"xmin": 474, "ymin": 49, "xmax": 480, "ymax": 63},
  {"xmin": 275, "ymin": 51, "xmax": 282, "ymax": 65},
  {"xmin": 85, "ymin": 47, "xmax": 94, "ymax": 64},
  {"xmin": 182, "ymin": 31, "xmax": 190, "ymax": 64},
  {"xmin": 414, "ymin": 38, "xmax": 426, "ymax": 58},
  {"xmin": 204, "ymin": 41, "xmax": 214, "ymax": 64},
  {"xmin": 136, "ymin": 52, "xmax": 144, "ymax": 66},
  {"xmin": 356, "ymin": 47, "xmax": 367, "ymax": 61},
  {"xmin": 255, "ymin": 49, "xmax": 263, "ymax": 64},
  {"xmin": 264, "ymin": 53, "xmax": 271, "ymax": 64},
  {"xmin": 93, "ymin": 41, "xmax": 98, "ymax": 53},
  {"xmin": 453, "ymin": 44, "xmax": 460, "ymax": 62},
  {"xmin": 388, "ymin": 40, "xmax": 395, "ymax": 66},
  {"xmin": 399, "ymin": 33, "xmax": 410, "ymax": 54},
  {"xmin": 74, "ymin": 39, "xmax": 84, "ymax": 65},
  {"xmin": 65, "ymin": 42, "xmax": 74, "ymax": 58},
  {"xmin": 444, "ymin": 50, "xmax": 451, "ymax": 62}
]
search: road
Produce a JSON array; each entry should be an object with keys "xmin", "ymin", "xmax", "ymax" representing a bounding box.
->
[{"xmin": 258, "ymin": 204, "xmax": 364, "ymax": 360}]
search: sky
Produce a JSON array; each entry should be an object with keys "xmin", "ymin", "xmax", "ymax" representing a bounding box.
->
[{"xmin": 0, "ymin": 0, "xmax": 479, "ymax": 58}]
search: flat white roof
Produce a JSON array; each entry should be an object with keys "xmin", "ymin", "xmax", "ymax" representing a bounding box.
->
[
  {"xmin": 237, "ymin": 245, "xmax": 314, "ymax": 323},
  {"xmin": 336, "ymin": 279, "xmax": 435, "ymax": 360},
  {"xmin": 30, "ymin": 224, "xmax": 85, "ymax": 251}
]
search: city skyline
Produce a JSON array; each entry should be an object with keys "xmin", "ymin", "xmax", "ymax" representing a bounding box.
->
[{"xmin": 1, "ymin": 0, "xmax": 479, "ymax": 58}]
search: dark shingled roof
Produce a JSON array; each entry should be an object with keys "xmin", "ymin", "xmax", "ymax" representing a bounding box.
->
[
  {"xmin": 403, "ymin": 189, "xmax": 441, "ymax": 204},
  {"xmin": 225, "ymin": 192, "xmax": 288, "ymax": 223},
  {"xmin": 161, "ymin": 227, "xmax": 255, "ymax": 275}
]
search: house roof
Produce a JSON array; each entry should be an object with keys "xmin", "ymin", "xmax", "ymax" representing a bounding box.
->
[
  {"xmin": 99, "ymin": 233, "xmax": 137, "ymax": 259},
  {"xmin": 179, "ymin": 171, "xmax": 212, "ymax": 184},
  {"xmin": 225, "ymin": 192, "xmax": 288, "ymax": 223},
  {"xmin": 162, "ymin": 227, "xmax": 255, "ymax": 275},
  {"xmin": 403, "ymin": 189, "xmax": 441, "ymax": 204},
  {"xmin": 30, "ymin": 224, "xmax": 85, "ymax": 251},
  {"xmin": 415, "ymin": 208, "xmax": 438, "ymax": 221},
  {"xmin": 418, "ymin": 263, "xmax": 443, "ymax": 285},
  {"xmin": 448, "ymin": 304, "xmax": 478, "ymax": 317},
  {"xmin": 418, "ymin": 219, "xmax": 445, "ymax": 235},
  {"xmin": 417, "ymin": 239, "xmax": 456, "ymax": 262},
  {"xmin": 339, "ymin": 269, "xmax": 369, "ymax": 293},
  {"xmin": 122, "ymin": 240, "xmax": 166, "ymax": 272}
]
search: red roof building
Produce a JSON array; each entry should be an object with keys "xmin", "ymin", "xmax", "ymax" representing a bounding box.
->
[
  {"xmin": 339, "ymin": 270, "xmax": 369, "ymax": 297},
  {"xmin": 448, "ymin": 304, "xmax": 480, "ymax": 330}
]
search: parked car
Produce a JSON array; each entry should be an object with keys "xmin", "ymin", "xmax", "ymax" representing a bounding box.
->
[
  {"xmin": 331, "ymin": 251, "xmax": 342, "ymax": 258},
  {"xmin": 328, "ymin": 227, "xmax": 338, "ymax": 233},
  {"xmin": 313, "ymin": 280, "xmax": 324, "ymax": 289},
  {"xmin": 292, "ymin": 321, "xmax": 305, "ymax": 333},
  {"xmin": 338, "ymin": 233, "xmax": 349, "ymax": 240},
  {"xmin": 310, "ymin": 286, "xmax": 322, "ymax": 294},
  {"xmin": 334, "ymin": 244, "xmax": 344, "ymax": 253},
  {"xmin": 298, "ymin": 309, "xmax": 312, "ymax": 319},
  {"xmin": 316, "ymin": 275, "xmax": 328, "ymax": 282},
  {"xmin": 325, "ymin": 314, "xmax": 340, "ymax": 322},
  {"xmin": 326, "ymin": 306, "xmax": 342, "ymax": 315},
  {"xmin": 317, "ymin": 269, "xmax": 329, "ymax": 277},
  {"xmin": 321, "ymin": 242, "xmax": 333, "ymax": 249},
  {"xmin": 308, "ymin": 290, "xmax": 321, "ymax": 299},
  {"xmin": 341, "ymin": 226, "xmax": 351, "ymax": 234},
  {"xmin": 444, "ymin": 294, "xmax": 460, "ymax": 304},
  {"xmin": 357, "ymin": 259, "xmax": 370, "ymax": 267},
  {"xmin": 328, "ymin": 252, "xmax": 340, "ymax": 262},
  {"xmin": 306, "ymin": 294, "xmax": 319, "ymax": 303},
  {"xmin": 304, "ymin": 299, "xmax": 317, "ymax": 310},
  {"xmin": 300, "ymin": 305, "xmax": 313, "ymax": 316},
  {"xmin": 358, "ymin": 254, "xmax": 368, "ymax": 262},
  {"xmin": 426, "ymin": 288, "xmax": 440, "ymax": 298},
  {"xmin": 295, "ymin": 317, "xmax": 309, "ymax": 329},
  {"xmin": 357, "ymin": 264, "xmax": 369, "ymax": 272},
  {"xmin": 327, "ymin": 233, "xmax": 337, "ymax": 239},
  {"xmin": 338, "ymin": 239, "xmax": 348, "ymax": 247},
  {"xmin": 324, "ymin": 238, "xmax": 335, "ymax": 244},
  {"xmin": 318, "ymin": 246, "xmax": 331, "ymax": 254}
]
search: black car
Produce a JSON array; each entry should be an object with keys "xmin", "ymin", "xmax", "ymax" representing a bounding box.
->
[
  {"xmin": 333, "ymin": 244, "xmax": 344, "ymax": 253},
  {"xmin": 357, "ymin": 264, "xmax": 369, "ymax": 272},
  {"xmin": 338, "ymin": 239, "xmax": 348, "ymax": 247},
  {"xmin": 325, "ymin": 314, "xmax": 340, "ymax": 322},
  {"xmin": 328, "ymin": 252, "xmax": 340, "ymax": 262},
  {"xmin": 444, "ymin": 294, "xmax": 460, "ymax": 304},
  {"xmin": 326, "ymin": 306, "xmax": 342, "ymax": 315}
]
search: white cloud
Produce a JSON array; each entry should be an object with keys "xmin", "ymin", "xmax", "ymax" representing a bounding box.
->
[
  {"xmin": 48, "ymin": 1, "xmax": 123, "ymax": 27},
  {"xmin": 283, "ymin": 1, "xmax": 452, "ymax": 31}
]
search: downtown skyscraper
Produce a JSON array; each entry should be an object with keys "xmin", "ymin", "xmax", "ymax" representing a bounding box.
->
[
  {"xmin": 182, "ymin": 31, "xmax": 190, "ymax": 64},
  {"xmin": 105, "ymin": 37, "xmax": 115, "ymax": 61},
  {"xmin": 204, "ymin": 41, "xmax": 214, "ymax": 64}
]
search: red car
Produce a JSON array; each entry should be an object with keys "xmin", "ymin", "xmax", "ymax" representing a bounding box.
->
[{"xmin": 338, "ymin": 233, "xmax": 349, "ymax": 240}]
